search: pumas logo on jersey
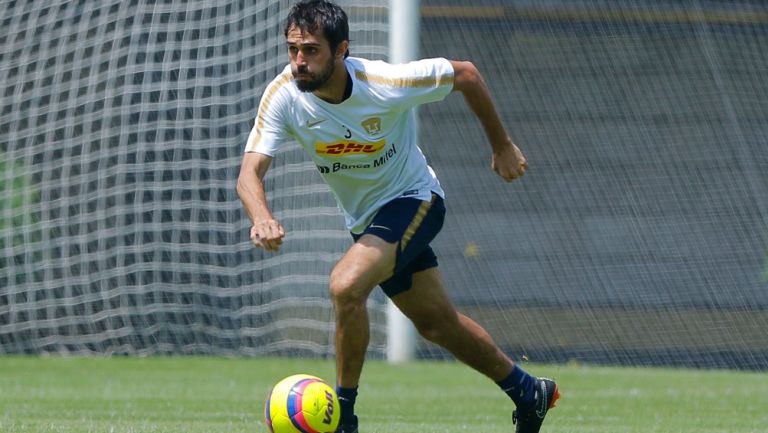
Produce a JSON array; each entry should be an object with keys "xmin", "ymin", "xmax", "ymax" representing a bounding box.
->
[
  {"xmin": 315, "ymin": 139, "xmax": 386, "ymax": 156},
  {"xmin": 361, "ymin": 117, "xmax": 382, "ymax": 135}
]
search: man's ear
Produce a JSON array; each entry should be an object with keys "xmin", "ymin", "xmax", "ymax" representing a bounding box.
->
[{"xmin": 336, "ymin": 40, "xmax": 349, "ymax": 59}]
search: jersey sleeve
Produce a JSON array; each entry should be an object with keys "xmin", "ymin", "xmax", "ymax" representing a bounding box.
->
[
  {"xmin": 243, "ymin": 71, "xmax": 293, "ymax": 156},
  {"xmin": 357, "ymin": 57, "xmax": 455, "ymax": 111}
]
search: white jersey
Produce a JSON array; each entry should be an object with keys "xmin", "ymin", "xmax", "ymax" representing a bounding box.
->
[{"xmin": 245, "ymin": 57, "xmax": 455, "ymax": 233}]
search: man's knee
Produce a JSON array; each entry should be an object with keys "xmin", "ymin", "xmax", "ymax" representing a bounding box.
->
[
  {"xmin": 410, "ymin": 311, "xmax": 460, "ymax": 345},
  {"xmin": 414, "ymin": 321, "xmax": 443, "ymax": 344},
  {"xmin": 329, "ymin": 267, "xmax": 370, "ymax": 310}
]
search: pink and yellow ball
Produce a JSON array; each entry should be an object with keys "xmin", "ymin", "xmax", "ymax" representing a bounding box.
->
[{"xmin": 265, "ymin": 374, "xmax": 340, "ymax": 433}]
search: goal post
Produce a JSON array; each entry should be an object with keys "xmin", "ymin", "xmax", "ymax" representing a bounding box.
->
[{"xmin": 385, "ymin": 0, "xmax": 420, "ymax": 364}]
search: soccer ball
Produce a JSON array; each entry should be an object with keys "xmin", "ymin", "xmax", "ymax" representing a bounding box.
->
[{"xmin": 265, "ymin": 374, "xmax": 340, "ymax": 433}]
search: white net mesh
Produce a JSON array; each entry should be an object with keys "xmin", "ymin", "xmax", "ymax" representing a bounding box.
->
[
  {"xmin": 1, "ymin": 0, "xmax": 767, "ymax": 369},
  {"xmin": 0, "ymin": 0, "xmax": 388, "ymax": 357},
  {"xmin": 418, "ymin": 0, "xmax": 768, "ymax": 369}
]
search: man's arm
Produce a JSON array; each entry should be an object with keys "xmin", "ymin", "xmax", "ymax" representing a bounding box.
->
[
  {"xmin": 449, "ymin": 60, "xmax": 527, "ymax": 182},
  {"xmin": 236, "ymin": 152, "xmax": 285, "ymax": 251}
]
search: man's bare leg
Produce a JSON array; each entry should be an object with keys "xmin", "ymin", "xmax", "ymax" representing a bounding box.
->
[
  {"xmin": 329, "ymin": 235, "xmax": 396, "ymax": 432},
  {"xmin": 329, "ymin": 234, "xmax": 395, "ymax": 388},
  {"xmin": 391, "ymin": 267, "xmax": 513, "ymax": 381},
  {"xmin": 392, "ymin": 266, "xmax": 560, "ymax": 432}
]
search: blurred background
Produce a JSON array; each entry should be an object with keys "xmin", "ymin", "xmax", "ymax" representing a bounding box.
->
[{"xmin": 1, "ymin": 0, "xmax": 766, "ymax": 370}]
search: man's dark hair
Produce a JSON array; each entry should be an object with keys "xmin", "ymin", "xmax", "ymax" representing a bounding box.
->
[{"xmin": 284, "ymin": 0, "xmax": 350, "ymax": 58}]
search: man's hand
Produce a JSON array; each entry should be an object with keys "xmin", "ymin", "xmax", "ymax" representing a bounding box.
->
[
  {"xmin": 250, "ymin": 219, "xmax": 285, "ymax": 252},
  {"xmin": 492, "ymin": 139, "xmax": 528, "ymax": 182}
]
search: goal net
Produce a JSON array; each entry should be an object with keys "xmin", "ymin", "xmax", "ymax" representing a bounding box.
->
[
  {"xmin": 1, "ymin": 0, "xmax": 767, "ymax": 369},
  {"xmin": 0, "ymin": 0, "xmax": 388, "ymax": 357},
  {"xmin": 418, "ymin": 1, "xmax": 768, "ymax": 369}
]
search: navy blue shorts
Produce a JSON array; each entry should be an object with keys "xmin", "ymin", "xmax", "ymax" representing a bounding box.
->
[{"xmin": 352, "ymin": 193, "xmax": 446, "ymax": 298}]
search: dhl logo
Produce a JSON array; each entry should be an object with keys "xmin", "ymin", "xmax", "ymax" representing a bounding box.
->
[{"xmin": 315, "ymin": 139, "xmax": 386, "ymax": 156}]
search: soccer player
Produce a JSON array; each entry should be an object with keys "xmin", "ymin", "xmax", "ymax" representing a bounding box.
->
[{"xmin": 237, "ymin": 1, "xmax": 560, "ymax": 432}]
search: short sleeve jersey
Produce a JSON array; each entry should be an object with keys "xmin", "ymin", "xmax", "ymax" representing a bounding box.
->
[{"xmin": 245, "ymin": 57, "xmax": 455, "ymax": 234}]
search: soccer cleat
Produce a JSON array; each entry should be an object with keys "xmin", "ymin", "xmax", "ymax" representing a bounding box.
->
[
  {"xmin": 334, "ymin": 415, "xmax": 358, "ymax": 433},
  {"xmin": 512, "ymin": 378, "xmax": 560, "ymax": 433}
]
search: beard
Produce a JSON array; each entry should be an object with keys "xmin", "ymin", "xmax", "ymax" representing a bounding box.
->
[{"xmin": 292, "ymin": 58, "xmax": 335, "ymax": 92}]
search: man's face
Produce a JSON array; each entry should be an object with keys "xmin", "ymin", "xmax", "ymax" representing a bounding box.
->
[{"xmin": 286, "ymin": 25, "xmax": 336, "ymax": 92}]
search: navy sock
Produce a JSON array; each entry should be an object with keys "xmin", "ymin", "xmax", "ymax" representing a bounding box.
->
[
  {"xmin": 336, "ymin": 385, "xmax": 358, "ymax": 423},
  {"xmin": 496, "ymin": 364, "xmax": 536, "ymax": 410}
]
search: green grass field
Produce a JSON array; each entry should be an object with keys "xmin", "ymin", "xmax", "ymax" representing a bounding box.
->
[{"xmin": 1, "ymin": 356, "xmax": 766, "ymax": 433}]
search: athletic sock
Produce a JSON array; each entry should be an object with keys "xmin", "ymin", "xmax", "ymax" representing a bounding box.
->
[
  {"xmin": 495, "ymin": 364, "xmax": 537, "ymax": 410},
  {"xmin": 336, "ymin": 385, "xmax": 358, "ymax": 424}
]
